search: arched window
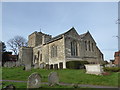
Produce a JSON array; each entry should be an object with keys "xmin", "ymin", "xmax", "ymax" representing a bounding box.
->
[
  {"xmin": 37, "ymin": 51, "xmax": 40, "ymax": 60},
  {"xmin": 34, "ymin": 55, "xmax": 36, "ymax": 63},
  {"xmin": 71, "ymin": 41, "xmax": 78, "ymax": 56},
  {"xmin": 88, "ymin": 41, "xmax": 91, "ymax": 51},
  {"xmin": 85, "ymin": 41, "xmax": 87, "ymax": 51},
  {"xmin": 92, "ymin": 43, "xmax": 94, "ymax": 51},
  {"xmin": 40, "ymin": 54, "xmax": 42, "ymax": 61},
  {"xmin": 51, "ymin": 45, "xmax": 57, "ymax": 58}
]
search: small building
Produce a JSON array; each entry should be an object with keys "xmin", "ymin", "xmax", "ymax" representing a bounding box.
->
[
  {"xmin": 114, "ymin": 51, "xmax": 120, "ymax": 66},
  {"xmin": 2, "ymin": 52, "xmax": 18, "ymax": 65}
]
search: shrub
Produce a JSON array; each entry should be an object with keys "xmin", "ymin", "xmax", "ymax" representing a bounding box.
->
[
  {"xmin": 103, "ymin": 67, "xmax": 120, "ymax": 72},
  {"xmin": 66, "ymin": 61, "xmax": 89, "ymax": 69}
]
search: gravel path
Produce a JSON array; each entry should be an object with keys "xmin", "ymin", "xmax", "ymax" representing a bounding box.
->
[{"xmin": 1, "ymin": 80, "xmax": 119, "ymax": 88}]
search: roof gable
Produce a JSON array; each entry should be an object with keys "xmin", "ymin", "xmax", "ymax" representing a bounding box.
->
[
  {"xmin": 64, "ymin": 27, "xmax": 80, "ymax": 38},
  {"xmin": 81, "ymin": 31, "xmax": 96, "ymax": 44}
]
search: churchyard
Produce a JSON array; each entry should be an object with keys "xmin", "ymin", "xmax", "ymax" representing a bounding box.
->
[{"xmin": 1, "ymin": 67, "xmax": 119, "ymax": 88}]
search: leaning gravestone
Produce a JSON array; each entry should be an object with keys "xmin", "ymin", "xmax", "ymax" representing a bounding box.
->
[
  {"xmin": 48, "ymin": 72, "xmax": 59, "ymax": 86},
  {"xmin": 27, "ymin": 72, "xmax": 42, "ymax": 88}
]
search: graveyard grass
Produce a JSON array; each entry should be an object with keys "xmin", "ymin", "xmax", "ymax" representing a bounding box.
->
[{"xmin": 2, "ymin": 67, "xmax": 120, "ymax": 88}]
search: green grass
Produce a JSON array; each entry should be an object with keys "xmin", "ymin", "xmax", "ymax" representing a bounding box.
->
[
  {"xmin": 2, "ymin": 67, "xmax": 120, "ymax": 87},
  {"xmin": 2, "ymin": 81, "xmax": 74, "ymax": 88}
]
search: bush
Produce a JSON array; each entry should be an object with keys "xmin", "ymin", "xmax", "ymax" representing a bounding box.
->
[
  {"xmin": 103, "ymin": 67, "xmax": 120, "ymax": 72},
  {"xmin": 66, "ymin": 61, "xmax": 89, "ymax": 69}
]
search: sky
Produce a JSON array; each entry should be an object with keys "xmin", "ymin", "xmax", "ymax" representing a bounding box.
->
[{"xmin": 2, "ymin": 2, "xmax": 118, "ymax": 61}]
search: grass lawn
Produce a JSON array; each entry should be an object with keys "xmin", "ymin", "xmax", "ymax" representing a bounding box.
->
[
  {"xmin": 2, "ymin": 67, "xmax": 120, "ymax": 88},
  {"xmin": 2, "ymin": 81, "xmax": 74, "ymax": 88}
]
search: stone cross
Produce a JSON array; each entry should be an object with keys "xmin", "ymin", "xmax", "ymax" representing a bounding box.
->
[{"xmin": 27, "ymin": 72, "xmax": 42, "ymax": 88}]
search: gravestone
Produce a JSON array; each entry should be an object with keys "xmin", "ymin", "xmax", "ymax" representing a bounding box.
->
[
  {"xmin": 34, "ymin": 63, "xmax": 39, "ymax": 69},
  {"xmin": 40, "ymin": 63, "xmax": 45, "ymax": 69},
  {"xmin": 13, "ymin": 62, "xmax": 16, "ymax": 67},
  {"xmin": 27, "ymin": 72, "xmax": 42, "ymax": 88},
  {"xmin": 8, "ymin": 62, "xmax": 13, "ymax": 68},
  {"xmin": 4, "ymin": 62, "xmax": 7, "ymax": 67},
  {"xmin": 11, "ymin": 62, "xmax": 15, "ymax": 67},
  {"xmin": 15, "ymin": 61, "xmax": 20, "ymax": 67},
  {"xmin": 19, "ymin": 47, "xmax": 33, "ymax": 71},
  {"xmin": 85, "ymin": 64, "xmax": 104, "ymax": 75},
  {"xmin": 25, "ymin": 64, "xmax": 31, "ymax": 71},
  {"xmin": 48, "ymin": 72, "xmax": 59, "ymax": 86}
]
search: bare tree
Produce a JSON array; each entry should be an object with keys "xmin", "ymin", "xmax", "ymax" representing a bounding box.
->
[{"xmin": 7, "ymin": 36, "xmax": 27, "ymax": 55}]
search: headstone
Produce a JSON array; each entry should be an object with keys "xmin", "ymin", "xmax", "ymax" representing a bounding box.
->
[
  {"xmin": 4, "ymin": 62, "xmax": 7, "ymax": 67},
  {"xmin": 40, "ymin": 63, "xmax": 45, "ymax": 69},
  {"xmin": 48, "ymin": 72, "xmax": 59, "ymax": 86},
  {"xmin": 25, "ymin": 64, "xmax": 31, "ymax": 71},
  {"xmin": 15, "ymin": 61, "xmax": 20, "ymax": 67},
  {"xmin": 34, "ymin": 63, "xmax": 39, "ymax": 69},
  {"xmin": 12, "ymin": 62, "xmax": 16, "ymax": 67},
  {"xmin": 85, "ymin": 64, "xmax": 104, "ymax": 75},
  {"xmin": 8, "ymin": 62, "xmax": 12, "ymax": 68},
  {"xmin": 3, "ymin": 84, "xmax": 16, "ymax": 90},
  {"xmin": 19, "ymin": 47, "xmax": 33, "ymax": 71},
  {"xmin": 27, "ymin": 72, "xmax": 42, "ymax": 88},
  {"xmin": 46, "ymin": 64, "xmax": 49, "ymax": 69}
]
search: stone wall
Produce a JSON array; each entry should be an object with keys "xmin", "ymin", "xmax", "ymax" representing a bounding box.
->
[
  {"xmin": 64, "ymin": 30, "xmax": 104, "ymax": 64},
  {"xmin": 28, "ymin": 32, "xmax": 36, "ymax": 47},
  {"xmin": 28, "ymin": 31, "xmax": 52, "ymax": 47},
  {"xmin": 3, "ymin": 61, "xmax": 21, "ymax": 67},
  {"xmin": 33, "ymin": 45, "xmax": 42, "ymax": 65},
  {"xmin": 48, "ymin": 37, "xmax": 66, "ymax": 68},
  {"xmin": 33, "ymin": 37, "xmax": 66, "ymax": 69},
  {"xmin": 28, "ymin": 32, "xmax": 44, "ymax": 47}
]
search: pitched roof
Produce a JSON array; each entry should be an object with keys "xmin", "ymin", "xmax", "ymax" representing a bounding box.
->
[
  {"xmin": 46, "ymin": 27, "xmax": 76, "ymax": 43},
  {"xmin": 45, "ymin": 27, "xmax": 88, "ymax": 44},
  {"xmin": 79, "ymin": 32, "xmax": 88, "ymax": 38}
]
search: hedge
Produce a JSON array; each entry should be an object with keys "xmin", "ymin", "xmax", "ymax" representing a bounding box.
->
[
  {"xmin": 66, "ymin": 61, "xmax": 89, "ymax": 69},
  {"xmin": 103, "ymin": 67, "xmax": 120, "ymax": 72}
]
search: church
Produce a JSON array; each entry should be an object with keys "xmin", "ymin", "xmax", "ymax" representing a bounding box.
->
[{"xmin": 19, "ymin": 27, "xmax": 104, "ymax": 69}]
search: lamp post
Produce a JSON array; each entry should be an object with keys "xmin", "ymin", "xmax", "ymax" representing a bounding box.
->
[{"xmin": 117, "ymin": 1, "xmax": 120, "ymax": 51}]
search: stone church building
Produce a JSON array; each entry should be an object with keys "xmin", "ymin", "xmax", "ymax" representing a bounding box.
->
[{"xmin": 19, "ymin": 27, "xmax": 104, "ymax": 69}]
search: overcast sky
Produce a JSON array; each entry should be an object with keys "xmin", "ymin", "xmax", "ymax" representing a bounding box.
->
[{"xmin": 2, "ymin": 2, "xmax": 118, "ymax": 60}]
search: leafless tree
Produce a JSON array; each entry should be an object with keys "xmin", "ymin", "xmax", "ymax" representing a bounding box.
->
[{"xmin": 7, "ymin": 36, "xmax": 27, "ymax": 55}]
